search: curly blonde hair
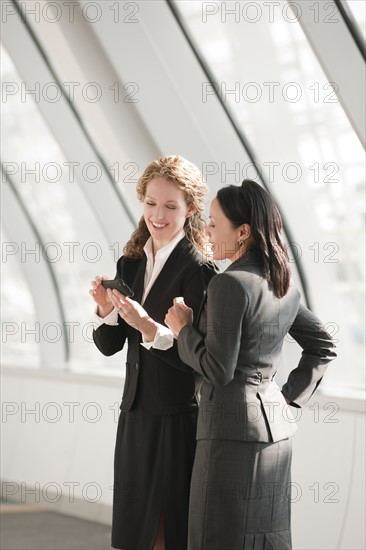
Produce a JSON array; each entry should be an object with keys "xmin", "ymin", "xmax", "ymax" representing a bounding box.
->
[{"xmin": 124, "ymin": 155, "xmax": 210, "ymax": 258}]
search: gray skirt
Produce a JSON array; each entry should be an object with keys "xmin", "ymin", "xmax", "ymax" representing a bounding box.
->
[{"xmin": 188, "ymin": 438, "xmax": 292, "ymax": 550}]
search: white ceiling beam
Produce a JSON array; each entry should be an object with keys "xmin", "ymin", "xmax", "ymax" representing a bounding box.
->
[{"xmin": 288, "ymin": 0, "xmax": 365, "ymax": 149}]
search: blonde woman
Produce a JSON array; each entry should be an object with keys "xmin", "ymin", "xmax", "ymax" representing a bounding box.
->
[{"xmin": 90, "ymin": 156, "xmax": 217, "ymax": 550}]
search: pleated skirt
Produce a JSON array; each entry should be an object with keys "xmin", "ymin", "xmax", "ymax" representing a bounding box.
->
[
  {"xmin": 188, "ymin": 438, "xmax": 292, "ymax": 550},
  {"xmin": 111, "ymin": 407, "xmax": 198, "ymax": 550}
]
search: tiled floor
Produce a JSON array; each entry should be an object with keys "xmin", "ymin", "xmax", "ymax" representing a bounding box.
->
[{"xmin": 1, "ymin": 502, "xmax": 112, "ymax": 550}]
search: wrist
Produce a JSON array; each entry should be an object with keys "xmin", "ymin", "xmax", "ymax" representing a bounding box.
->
[
  {"xmin": 97, "ymin": 304, "xmax": 114, "ymax": 318},
  {"xmin": 140, "ymin": 316, "xmax": 158, "ymax": 342},
  {"xmin": 175, "ymin": 323, "xmax": 189, "ymax": 338}
]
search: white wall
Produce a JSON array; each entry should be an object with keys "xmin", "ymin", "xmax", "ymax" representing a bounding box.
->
[{"xmin": 1, "ymin": 367, "xmax": 365, "ymax": 549}]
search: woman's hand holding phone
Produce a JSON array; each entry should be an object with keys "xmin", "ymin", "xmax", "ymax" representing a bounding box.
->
[
  {"xmin": 101, "ymin": 279, "xmax": 134, "ymax": 297},
  {"xmin": 108, "ymin": 288, "xmax": 157, "ymax": 342},
  {"xmin": 89, "ymin": 277, "xmax": 157, "ymax": 341},
  {"xmin": 89, "ymin": 276, "xmax": 114, "ymax": 317}
]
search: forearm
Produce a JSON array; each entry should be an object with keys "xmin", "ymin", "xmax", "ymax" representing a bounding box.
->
[
  {"xmin": 177, "ymin": 274, "xmax": 245, "ymax": 385},
  {"xmin": 138, "ymin": 316, "xmax": 158, "ymax": 342},
  {"xmin": 283, "ymin": 303, "xmax": 337, "ymax": 406},
  {"xmin": 177, "ymin": 325, "xmax": 236, "ymax": 386}
]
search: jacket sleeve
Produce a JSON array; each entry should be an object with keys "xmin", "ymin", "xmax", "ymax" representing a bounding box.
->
[
  {"xmin": 177, "ymin": 273, "xmax": 247, "ymax": 384},
  {"xmin": 93, "ymin": 318, "xmax": 128, "ymax": 356},
  {"xmin": 281, "ymin": 303, "xmax": 337, "ymax": 407},
  {"xmin": 149, "ymin": 262, "xmax": 218, "ymax": 373},
  {"xmin": 92, "ymin": 257, "xmax": 128, "ymax": 356}
]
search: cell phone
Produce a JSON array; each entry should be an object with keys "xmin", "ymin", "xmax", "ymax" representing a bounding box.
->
[{"xmin": 101, "ymin": 278, "xmax": 134, "ymax": 297}]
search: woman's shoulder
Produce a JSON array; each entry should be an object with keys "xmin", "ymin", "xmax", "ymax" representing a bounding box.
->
[
  {"xmin": 116, "ymin": 253, "xmax": 144, "ymax": 266},
  {"xmin": 209, "ymin": 267, "xmax": 264, "ymax": 297},
  {"xmin": 177, "ymin": 237, "xmax": 217, "ymax": 268},
  {"xmin": 115, "ymin": 253, "xmax": 145, "ymax": 277},
  {"xmin": 210, "ymin": 269, "xmax": 247, "ymax": 287}
]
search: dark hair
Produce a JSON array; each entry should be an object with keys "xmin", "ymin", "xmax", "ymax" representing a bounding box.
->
[{"xmin": 216, "ymin": 179, "xmax": 291, "ymax": 298}]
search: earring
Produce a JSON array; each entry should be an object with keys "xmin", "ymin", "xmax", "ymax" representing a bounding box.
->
[{"xmin": 239, "ymin": 240, "xmax": 243, "ymax": 246}]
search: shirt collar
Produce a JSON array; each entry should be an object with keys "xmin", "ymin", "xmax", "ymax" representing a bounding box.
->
[{"xmin": 143, "ymin": 229, "xmax": 186, "ymax": 265}]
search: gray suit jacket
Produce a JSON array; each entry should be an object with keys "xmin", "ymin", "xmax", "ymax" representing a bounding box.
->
[{"xmin": 177, "ymin": 250, "xmax": 337, "ymax": 443}]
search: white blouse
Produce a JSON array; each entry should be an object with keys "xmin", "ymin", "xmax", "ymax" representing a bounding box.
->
[{"xmin": 93, "ymin": 230, "xmax": 186, "ymax": 350}]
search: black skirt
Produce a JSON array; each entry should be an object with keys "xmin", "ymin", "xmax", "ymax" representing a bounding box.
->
[{"xmin": 111, "ymin": 407, "xmax": 198, "ymax": 550}]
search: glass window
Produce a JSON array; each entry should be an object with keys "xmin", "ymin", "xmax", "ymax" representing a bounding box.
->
[
  {"xmin": 174, "ymin": 0, "xmax": 365, "ymax": 391},
  {"xmin": 1, "ymin": 45, "xmax": 124, "ymax": 376},
  {"xmin": 1, "ymin": 228, "xmax": 40, "ymax": 368}
]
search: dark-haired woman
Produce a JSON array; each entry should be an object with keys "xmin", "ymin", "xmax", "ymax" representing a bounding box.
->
[{"xmin": 166, "ymin": 180, "xmax": 337, "ymax": 550}]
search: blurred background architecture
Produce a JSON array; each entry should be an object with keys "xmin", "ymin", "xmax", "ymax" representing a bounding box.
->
[{"xmin": 1, "ymin": 1, "xmax": 365, "ymax": 548}]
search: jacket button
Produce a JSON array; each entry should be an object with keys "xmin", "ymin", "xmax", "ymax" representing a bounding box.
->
[{"xmin": 135, "ymin": 362, "xmax": 139, "ymax": 370}]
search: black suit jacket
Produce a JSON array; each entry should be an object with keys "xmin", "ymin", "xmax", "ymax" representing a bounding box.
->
[{"xmin": 93, "ymin": 237, "xmax": 217, "ymax": 414}]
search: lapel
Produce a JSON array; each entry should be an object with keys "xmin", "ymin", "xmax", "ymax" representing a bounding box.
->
[
  {"xmin": 133, "ymin": 256, "xmax": 147, "ymax": 304},
  {"xmin": 121, "ymin": 255, "xmax": 147, "ymax": 305},
  {"xmin": 142, "ymin": 237, "xmax": 188, "ymax": 309}
]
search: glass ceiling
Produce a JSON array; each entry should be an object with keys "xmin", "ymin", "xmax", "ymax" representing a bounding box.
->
[
  {"xmin": 1, "ymin": 45, "xmax": 123, "ymax": 375},
  {"xmin": 173, "ymin": 0, "xmax": 365, "ymax": 391}
]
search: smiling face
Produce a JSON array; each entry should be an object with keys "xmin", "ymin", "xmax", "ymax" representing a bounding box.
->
[
  {"xmin": 207, "ymin": 197, "xmax": 249, "ymax": 261},
  {"xmin": 143, "ymin": 178, "xmax": 193, "ymax": 252}
]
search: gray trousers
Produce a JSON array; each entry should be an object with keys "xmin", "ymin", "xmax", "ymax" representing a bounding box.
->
[{"xmin": 188, "ymin": 438, "xmax": 292, "ymax": 550}]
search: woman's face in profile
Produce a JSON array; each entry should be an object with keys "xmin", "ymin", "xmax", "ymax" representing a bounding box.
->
[
  {"xmin": 143, "ymin": 177, "xmax": 192, "ymax": 249},
  {"xmin": 207, "ymin": 197, "xmax": 241, "ymax": 261}
]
